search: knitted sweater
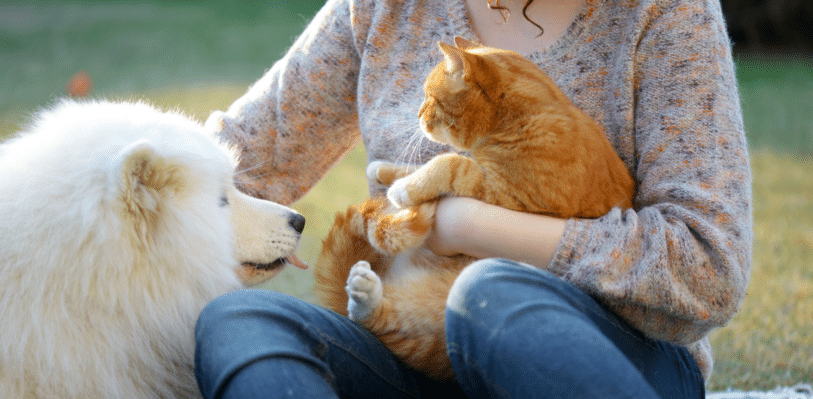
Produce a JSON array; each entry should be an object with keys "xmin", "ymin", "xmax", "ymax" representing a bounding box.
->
[{"xmin": 207, "ymin": 0, "xmax": 752, "ymax": 380}]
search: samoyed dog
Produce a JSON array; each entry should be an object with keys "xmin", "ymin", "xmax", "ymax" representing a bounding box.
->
[{"xmin": 0, "ymin": 99, "xmax": 307, "ymax": 398}]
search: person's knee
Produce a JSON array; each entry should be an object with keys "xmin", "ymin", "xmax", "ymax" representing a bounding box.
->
[
  {"xmin": 447, "ymin": 258, "xmax": 589, "ymax": 332},
  {"xmin": 195, "ymin": 290, "xmax": 318, "ymax": 398},
  {"xmin": 451, "ymin": 258, "xmax": 516, "ymax": 292},
  {"xmin": 196, "ymin": 289, "xmax": 295, "ymax": 335},
  {"xmin": 448, "ymin": 258, "xmax": 554, "ymax": 313}
]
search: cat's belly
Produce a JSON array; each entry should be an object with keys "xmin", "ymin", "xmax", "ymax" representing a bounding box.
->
[{"xmin": 385, "ymin": 249, "xmax": 432, "ymax": 285}]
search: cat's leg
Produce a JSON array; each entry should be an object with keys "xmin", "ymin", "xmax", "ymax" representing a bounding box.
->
[
  {"xmin": 366, "ymin": 202, "xmax": 437, "ymax": 255},
  {"xmin": 387, "ymin": 154, "xmax": 485, "ymax": 207},
  {"xmin": 314, "ymin": 201, "xmax": 384, "ymax": 317},
  {"xmin": 367, "ymin": 161, "xmax": 416, "ymax": 186},
  {"xmin": 346, "ymin": 261, "xmax": 384, "ymax": 322},
  {"xmin": 346, "ymin": 261, "xmax": 456, "ymax": 380},
  {"xmin": 367, "ymin": 264, "xmax": 463, "ymax": 382}
]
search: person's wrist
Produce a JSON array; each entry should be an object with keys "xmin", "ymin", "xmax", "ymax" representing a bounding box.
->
[
  {"xmin": 425, "ymin": 196, "xmax": 462, "ymax": 256},
  {"xmin": 437, "ymin": 196, "xmax": 480, "ymax": 255},
  {"xmin": 451, "ymin": 197, "xmax": 479, "ymax": 247}
]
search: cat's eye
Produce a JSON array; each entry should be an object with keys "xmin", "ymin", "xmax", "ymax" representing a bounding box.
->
[{"xmin": 219, "ymin": 193, "xmax": 229, "ymax": 207}]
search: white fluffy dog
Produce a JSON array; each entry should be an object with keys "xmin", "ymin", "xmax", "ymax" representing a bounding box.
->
[{"xmin": 0, "ymin": 100, "xmax": 306, "ymax": 398}]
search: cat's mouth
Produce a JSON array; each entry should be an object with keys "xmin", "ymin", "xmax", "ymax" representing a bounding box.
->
[
  {"xmin": 419, "ymin": 121, "xmax": 452, "ymax": 146},
  {"xmin": 424, "ymin": 127, "xmax": 465, "ymax": 153}
]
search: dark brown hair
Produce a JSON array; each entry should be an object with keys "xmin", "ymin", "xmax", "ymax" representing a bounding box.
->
[{"xmin": 487, "ymin": 0, "xmax": 544, "ymax": 37}]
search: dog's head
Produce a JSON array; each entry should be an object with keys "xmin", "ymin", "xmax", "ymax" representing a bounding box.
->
[
  {"xmin": 103, "ymin": 101, "xmax": 306, "ymax": 286},
  {"xmin": 3, "ymin": 99, "xmax": 305, "ymax": 288},
  {"xmin": 227, "ymin": 187, "xmax": 307, "ymax": 284}
]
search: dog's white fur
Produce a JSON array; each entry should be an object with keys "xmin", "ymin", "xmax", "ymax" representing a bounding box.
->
[{"xmin": 0, "ymin": 100, "xmax": 302, "ymax": 398}]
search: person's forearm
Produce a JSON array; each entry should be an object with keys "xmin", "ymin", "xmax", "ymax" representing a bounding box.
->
[{"xmin": 428, "ymin": 197, "xmax": 567, "ymax": 269}]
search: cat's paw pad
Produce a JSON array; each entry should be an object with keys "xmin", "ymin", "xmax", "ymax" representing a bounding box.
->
[
  {"xmin": 387, "ymin": 178, "xmax": 415, "ymax": 207},
  {"xmin": 346, "ymin": 261, "xmax": 383, "ymax": 322}
]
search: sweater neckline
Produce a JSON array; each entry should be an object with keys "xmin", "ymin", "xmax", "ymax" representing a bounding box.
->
[{"xmin": 448, "ymin": 0, "xmax": 606, "ymax": 63}]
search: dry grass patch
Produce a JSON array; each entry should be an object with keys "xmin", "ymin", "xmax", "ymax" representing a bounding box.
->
[{"xmin": 707, "ymin": 149, "xmax": 813, "ymax": 391}]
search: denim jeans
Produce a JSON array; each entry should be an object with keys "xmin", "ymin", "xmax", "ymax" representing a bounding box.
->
[
  {"xmin": 194, "ymin": 288, "xmax": 464, "ymax": 399},
  {"xmin": 194, "ymin": 258, "xmax": 705, "ymax": 398},
  {"xmin": 446, "ymin": 259, "xmax": 705, "ymax": 399}
]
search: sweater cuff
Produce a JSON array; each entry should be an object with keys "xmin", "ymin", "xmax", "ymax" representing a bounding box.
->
[{"xmin": 546, "ymin": 217, "xmax": 590, "ymax": 277}]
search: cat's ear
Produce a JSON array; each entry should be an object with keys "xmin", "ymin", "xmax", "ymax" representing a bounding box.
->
[
  {"xmin": 438, "ymin": 41, "xmax": 467, "ymax": 75},
  {"xmin": 453, "ymin": 36, "xmax": 479, "ymax": 50}
]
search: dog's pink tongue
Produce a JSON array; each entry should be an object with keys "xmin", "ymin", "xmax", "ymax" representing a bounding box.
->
[{"xmin": 288, "ymin": 254, "xmax": 308, "ymax": 269}]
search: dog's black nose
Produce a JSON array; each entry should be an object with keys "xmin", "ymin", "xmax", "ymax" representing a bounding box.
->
[{"xmin": 288, "ymin": 213, "xmax": 306, "ymax": 234}]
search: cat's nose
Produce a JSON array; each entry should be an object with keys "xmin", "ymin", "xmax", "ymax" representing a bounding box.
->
[{"xmin": 288, "ymin": 213, "xmax": 306, "ymax": 234}]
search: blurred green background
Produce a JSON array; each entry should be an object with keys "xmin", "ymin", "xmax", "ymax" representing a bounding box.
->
[
  {"xmin": 1, "ymin": 0, "xmax": 811, "ymax": 392},
  {"xmin": 1, "ymin": 1, "xmax": 325, "ymax": 117}
]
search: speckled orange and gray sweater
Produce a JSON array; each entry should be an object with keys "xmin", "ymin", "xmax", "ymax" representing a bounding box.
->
[{"xmin": 207, "ymin": 0, "xmax": 752, "ymax": 380}]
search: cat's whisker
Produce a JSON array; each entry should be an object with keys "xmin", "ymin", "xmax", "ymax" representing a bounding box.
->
[
  {"xmin": 235, "ymin": 161, "xmax": 269, "ymax": 176},
  {"xmin": 414, "ymin": 130, "xmax": 431, "ymax": 164},
  {"xmin": 236, "ymin": 171, "xmax": 275, "ymax": 183},
  {"xmin": 379, "ymin": 123, "xmax": 418, "ymax": 145},
  {"xmin": 377, "ymin": 124, "xmax": 421, "ymax": 165},
  {"xmin": 393, "ymin": 124, "xmax": 425, "ymax": 167},
  {"xmin": 405, "ymin": 128, "xmax": 429, "ymax": 166}
]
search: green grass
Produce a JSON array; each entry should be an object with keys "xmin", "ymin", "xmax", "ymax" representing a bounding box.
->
[
  {"xmin": 1, "ymin": 2, "xmax": 811, "ymax": 391},
  {"xmin": 0, "ymin": 1, "xmax": 326, "ymax": 117}
]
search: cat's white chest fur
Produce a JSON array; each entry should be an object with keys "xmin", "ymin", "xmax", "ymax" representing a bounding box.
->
[{"xmin": 385, "ymin": 249, "xmax": 431, "ymax": 284}]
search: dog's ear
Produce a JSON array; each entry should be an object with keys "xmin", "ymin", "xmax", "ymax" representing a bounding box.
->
[{"xmin": 113, "ymin": 141, "xmax": 188, "ymax": 218}]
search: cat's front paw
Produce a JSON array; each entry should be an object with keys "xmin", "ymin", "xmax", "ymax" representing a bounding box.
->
[
  {"xmin": 366, "ymin": 161, "xmax": 387, "ymax": 185},
  {"xmin": 387, "ymin": 177, "xmax": 416, "ymax": 208},
  {"xmin": 367, "ymin": 161, "xmax": 414, "ymax": 186},
  {"xmin": 346, "ymin": 261, "xmax": 383, "ymax": 322}
]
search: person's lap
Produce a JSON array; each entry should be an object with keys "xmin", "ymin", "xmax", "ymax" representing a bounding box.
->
[
  {"xmin": 195, "ymin": 258, "xmax": 705, "ymax": 398},
  {"xmin": 194, "ymin": 288, "xmax": 465, "ymax": 399}
]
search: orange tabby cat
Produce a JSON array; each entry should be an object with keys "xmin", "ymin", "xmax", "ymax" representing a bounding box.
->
[{"xmin": 314, "ymin": 37, "xmax": 635, "ymax": 381}]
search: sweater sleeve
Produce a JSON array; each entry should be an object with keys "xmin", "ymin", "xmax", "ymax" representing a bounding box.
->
[
  {"xmin": 206, "ymin": 0, "xmax": 362, "ymax": 205},
  {"xmin": 547, "ymin": 0, "xmax": 752, "ymax": 345}
]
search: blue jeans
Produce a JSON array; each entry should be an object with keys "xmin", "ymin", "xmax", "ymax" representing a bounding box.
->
[
  {"xmin": 194, "ymin": 289, "xmax": 464, "ymax": 399},
  {"xmin": 195, "ymin": 259, "xmax": 705, "ymax": 398}
]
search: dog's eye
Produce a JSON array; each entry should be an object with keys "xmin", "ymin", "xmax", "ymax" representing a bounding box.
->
[{"xmin": 219, "ymin": 194, "xmax": 229, "ymax": 207}]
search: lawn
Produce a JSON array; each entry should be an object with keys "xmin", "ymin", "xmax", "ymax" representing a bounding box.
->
[
  {"xmin": 1, "ymin": 1, "xmax": 810, "ymax": 392},
  {"xmin": 708, "ymin": 149, "xmax": 813, "ymax": 390}
]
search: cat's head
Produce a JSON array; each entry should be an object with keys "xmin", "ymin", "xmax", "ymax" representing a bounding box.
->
[{"xmin": 418, "ymin": 37, "xmax": 557, "ymax": 151}]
